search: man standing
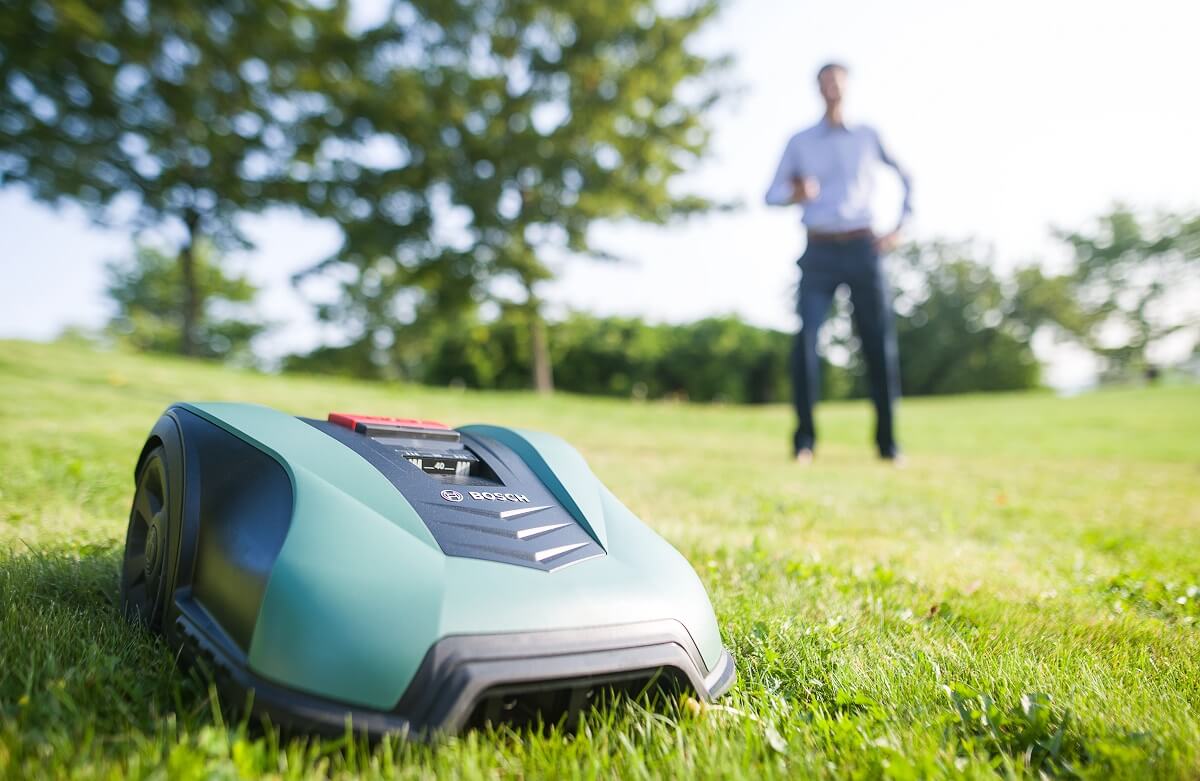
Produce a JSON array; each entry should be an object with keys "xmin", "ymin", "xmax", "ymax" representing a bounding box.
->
[{"xmin": 765, "ymin": 62, "xmax": 912, "ymax": 464}]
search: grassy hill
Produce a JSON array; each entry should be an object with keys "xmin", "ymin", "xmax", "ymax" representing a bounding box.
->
[{"xmin": 1, "ymin": 338, "xmax": 1199, "ymax": 779}]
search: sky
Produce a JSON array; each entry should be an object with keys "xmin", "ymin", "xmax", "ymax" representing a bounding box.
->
[{"xmin": 2, "ymin": 0, "xmax": 1199, "ymax": 388}]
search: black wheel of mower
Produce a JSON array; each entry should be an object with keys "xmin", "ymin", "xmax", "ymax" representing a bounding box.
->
[{"xmin": 121, "ymin": 446, "xmax": 171, "ymax": 631}]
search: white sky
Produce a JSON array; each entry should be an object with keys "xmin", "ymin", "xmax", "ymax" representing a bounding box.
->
[{"xmin": 2, "ymin": 0, "xmax": 1198, "ymax": 387}]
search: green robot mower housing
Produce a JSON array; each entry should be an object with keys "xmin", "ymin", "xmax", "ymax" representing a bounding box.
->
[{"xmin": 120, "ymin": 403, "xmax": 735, "ymax": 736}]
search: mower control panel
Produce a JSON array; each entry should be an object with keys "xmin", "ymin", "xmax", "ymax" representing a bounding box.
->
[
  {"xmin": 309, "ymin": 410, "xmax": 604, "ymax": 571},
  {"xmin": 328, "ymin": 413, "xmax": 478, "ymax": 477}
]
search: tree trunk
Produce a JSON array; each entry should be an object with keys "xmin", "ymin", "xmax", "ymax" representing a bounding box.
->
[
  {"xmin": 179, "ymin": 212, "xmax": 200, "ymax": 357},
  {"xmin": 525, "ymin": 286, "xmax": 554, "ymax": 394}
]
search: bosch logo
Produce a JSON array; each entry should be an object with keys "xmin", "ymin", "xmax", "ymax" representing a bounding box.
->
[
  {"xmin": 440, "ymin": 489, "xmax": 464, "ymax": 502},
  {"xmin": 470, "ymin": 491, "xmax": 530, "ymax": 503}
]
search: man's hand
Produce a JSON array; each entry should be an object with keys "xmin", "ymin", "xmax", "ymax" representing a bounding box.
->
[
  {"xmin": 790, "ymin": 176, "xmax": 820, "ymax": 204},
  {"xmin": 874, "ymin": 230, "xmax": 902, "ymax": 253}
]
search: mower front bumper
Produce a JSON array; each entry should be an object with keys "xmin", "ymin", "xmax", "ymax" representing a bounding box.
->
[{"xmin": 176, "ymin": 597, "xmax": 734, "ymax": 737}]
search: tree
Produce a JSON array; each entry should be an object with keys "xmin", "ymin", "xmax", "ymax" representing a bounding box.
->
[
  {"xmin": 298, "ymin": 0, "xmax": 731, "ymax": 392},
  {"xmin": 892, "ymin": 242, "xmax": 1039, "ymax": 394},
  {"xmin": 105, "ymin": 244, "xmax": 267, "ymax": 361},
  {"xmin": 1054, "ymin": 207, "xmax": 1200, "ymax": 379},
  {"xmin": 826, "ymin": 241, "xmax": 1040, "ymax": 396},
  {"xmin": 0, "ymin": 0, "xmax": 350, "ymax": 355}
]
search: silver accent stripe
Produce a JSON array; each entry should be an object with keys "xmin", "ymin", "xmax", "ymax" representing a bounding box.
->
[
  {"xmin": 515, "ymin": 523, "xmax": 569, "ymax": 539},
  {"xmin": 442, "ymin": 504, "xmax": 553, "ymax": 520},
  {"xmin": 416, "ymin": 491, "xmax": 603, "ymax": 571},
  {"xmin": 534, "ymin": 542, "xmax": 588, "ymax": 562},
  {"xmin": 496, "ymin": 505, "xmax": 553, "ymax": 519}
]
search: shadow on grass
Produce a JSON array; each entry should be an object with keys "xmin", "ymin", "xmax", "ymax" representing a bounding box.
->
[{"xmin": 0, "ymin": 543, "xmax": 212, "ymax": 750}]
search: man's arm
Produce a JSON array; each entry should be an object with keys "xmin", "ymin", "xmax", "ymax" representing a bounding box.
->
[
  {"xmin": 764, "ymin": 136, "xmax": 817, "ymax": 206},
  {"xmin": 874, "ymin": 129, "xmax": 913, "ymax": 250}
]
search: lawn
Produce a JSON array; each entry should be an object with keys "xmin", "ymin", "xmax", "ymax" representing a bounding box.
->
[{"xmin": 1, "ymin": 338, "xmax": 1199, "ymax": 779}]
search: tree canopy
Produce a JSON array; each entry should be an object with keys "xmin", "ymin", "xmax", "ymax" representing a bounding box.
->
[
  {"xmin": 295, "ymin": 0, "xmax": 731, "ymax": 390},
  {"xmin": 1054, "ymin": 207, "xmax": 1200, "ymax": 379},
  {"xmin": 0, "ymin": 0, "xmax": 351, "ymax": 353},
  {"xmin": 814, "ymin": 241, "xmax": 1040, "ymax": 397},
  {"xmin": 105, "ymin": 243, "xmax": 266, "ymax": 361}
]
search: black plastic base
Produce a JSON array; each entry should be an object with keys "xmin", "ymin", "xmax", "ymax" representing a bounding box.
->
[{"xmin": 173, "ymin": 597, "xmax": 735, "ymax": 739}]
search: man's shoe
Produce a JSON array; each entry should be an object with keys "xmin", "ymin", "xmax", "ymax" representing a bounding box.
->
[
  {"xmin": 880, "ymin": 450, "xmax": 906, "ymax": 468},
  {"xmin": 795, "ymin": 448, "xmax": 814, "ymax": 465}
]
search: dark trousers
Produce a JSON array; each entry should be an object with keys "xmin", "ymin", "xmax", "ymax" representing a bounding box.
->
[{"xmin": 789, "ymin": 235, "xmax": 900, "ymax": 457}]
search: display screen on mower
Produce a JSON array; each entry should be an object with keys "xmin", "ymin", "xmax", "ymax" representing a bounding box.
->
[{"xmin": 328, "ymin": 413, "xmax": 479, "ymax": 477}]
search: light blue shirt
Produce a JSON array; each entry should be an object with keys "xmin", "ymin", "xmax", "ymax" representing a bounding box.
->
[{"xmin": 765, "ymin": 119, "xmax": 912, "ymax": 233}]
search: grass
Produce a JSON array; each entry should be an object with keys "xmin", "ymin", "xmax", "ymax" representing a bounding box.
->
[{"xmin": 1, "ymin": 337, "xmax": 1199, "ymax": 779}]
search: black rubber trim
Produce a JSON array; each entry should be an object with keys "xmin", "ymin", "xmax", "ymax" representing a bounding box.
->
[
  {"xmin": 173, "ymin": 599, "xmax": 735, "ymax": 739},
  {"xmin": 170, "ymin": 409, "xmax": 293, "ymax": 652},
  {"xmin": 392, "ymin": 619, "xmax": 720, "ymax": 732}
]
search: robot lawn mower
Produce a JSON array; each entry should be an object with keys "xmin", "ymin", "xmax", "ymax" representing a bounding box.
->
[{"xmin": 119, "ymin": 402, "xmax": 734, "ymax": 737}]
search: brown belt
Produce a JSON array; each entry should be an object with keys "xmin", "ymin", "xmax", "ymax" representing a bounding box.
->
[{"xmin": 807, "ymin": 228, "xmax": 874, "ymax": 244}]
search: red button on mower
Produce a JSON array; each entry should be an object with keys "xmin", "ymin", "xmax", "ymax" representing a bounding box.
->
[{"xmin": 327, "ymin": 413, "xmax": 451, "ymax": 432}]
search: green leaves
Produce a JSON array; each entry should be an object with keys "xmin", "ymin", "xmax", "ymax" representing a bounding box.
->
[
  {"xmin": 105, "ymin": 243, "xmax": 268, "ymax": 361},
  {"xmin": 0, "ymin": 0, "xmax": 353, "ymax": 241},
  {"xmin": 832, "ymin": 240, "xmax": 1042, "ymax": 396},
  {"xmin": 3, "ymin": 0, "xmax": 732, "ymax": 380},
  {"xmin": 1051, "ymin": 206, "xmax": 1200, "ymax": 380},
  {"xmin": 295, "ymin": 0, "xmax": 732, "ymax": 382},
  {"xmin": 1, "ymin": 0, "xmax": 360, "ymax": 353}
]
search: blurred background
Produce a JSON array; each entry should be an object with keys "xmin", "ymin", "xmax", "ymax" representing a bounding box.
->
[{"xmin": 1, "ymin": 0, "xmax": 1198, "ymax": 402}]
